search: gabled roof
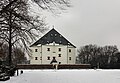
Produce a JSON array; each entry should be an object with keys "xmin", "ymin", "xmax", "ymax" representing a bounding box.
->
[{"xmin": 30, "ymin": 28, "xmax": 76, "ymax": 48}]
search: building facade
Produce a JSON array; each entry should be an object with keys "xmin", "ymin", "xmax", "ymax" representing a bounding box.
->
[{"xmin": 30, "ymin": 28, "xmax": 76, "ymax": 64}]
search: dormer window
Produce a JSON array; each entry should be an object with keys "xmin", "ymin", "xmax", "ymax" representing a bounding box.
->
[
  {"xmin": 59, "ymin": 41, "xmax": 62, "ymax": 44},
  {"xmin": 60, "ymin": 35, "xmax": 62, "ymax": 37},
  {"xmin": 55, "ymin": 34, "xmax": 57, "ymax": 36},
  {"xmin": 47, "ymin": 41, "xmax": 49, "ymax": 43},
  {"xmin": 51, "ymin": 34, "xmax": 53, "ymax": 36}
]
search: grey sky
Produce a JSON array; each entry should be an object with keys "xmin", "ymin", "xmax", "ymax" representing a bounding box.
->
[{"xmin": 42, "ymin": 0, "xmax": 120, "ymax": 49}]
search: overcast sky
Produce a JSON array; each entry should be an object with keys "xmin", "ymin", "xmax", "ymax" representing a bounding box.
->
[{"xmin": 40, "ymin": 0, "xmax": 120, "ymax": 49}]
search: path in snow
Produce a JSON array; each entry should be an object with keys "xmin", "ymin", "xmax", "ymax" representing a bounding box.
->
[{"xmin": 1, "ymin": 69, "xmax": 120, "ymax": 83}]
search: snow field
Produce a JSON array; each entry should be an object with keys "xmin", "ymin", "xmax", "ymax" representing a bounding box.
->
[{"xmin": 1, "ymin": 69, "xmax": 120, "ymax": 83}]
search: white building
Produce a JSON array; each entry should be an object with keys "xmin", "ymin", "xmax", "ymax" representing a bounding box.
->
[{"xmin": 30, "ymin": 28, "xmax": 76, "ymax": 64}]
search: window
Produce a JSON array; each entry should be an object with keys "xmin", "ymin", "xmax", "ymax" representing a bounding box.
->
[
  {"xmin": 53, "ymin": 52, "xmax": 56, "ymax": 53},
  {"xmin": 69, "ymin": 49, "xmax": 71, "ymax": 52},
  {"xmin": 59, "ymin": 62, "xmax": 61, "ymax": 64},
  {"xmin": 60, "ymin": 35, "xmax": 62, "ymax": 37},
  {"xmin": 47, "ymin": 48, "xmax": 50, "ymax": 51},
  {"xmin": 47, "ymin": 56, "xmax": 50, "ymax": 60},
  {"xmin": 35, "ymin": 57, "xmax": 38, "ymax": 60},
  {"xmin": 35, "ymin": 49, "xmax": 38, "ymax": 52},
  {"xmin": 51, "ymin": 34, "xmax": 53, "ymax": 36},
  {"xmin": 40, "ymin": 57, "xmax": 42, "ymax": 60},
  {"xmin": 59, "ymin": 41, "xmax": 62, "ymax": 44},
  {"xmin": 58, "ymin": 48, "xmax": 61, "ymax": 52},
  {"xmin": 47, "ymin": 41, "xmax": 49, "ymax": 43},
  {"xmin": 69, "ymin": 57, "xmax": 71, "ymax": 60},
  {"xmin": 55, "ymin": 34, "xmax": 57, "ymax": 36},
  {"xmin": 58, "ymin": 54, "xmax": 61, "ymax": 57}
]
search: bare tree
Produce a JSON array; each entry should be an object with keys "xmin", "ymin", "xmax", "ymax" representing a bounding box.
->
[
  {"xmin": 102, "ymin": 45, "xmax": 118, "ymax": 64},
  {"xmin": 12, "ymin": 47, "xmax": 27, "ymax": 64},
  {"xmin": 0, "ymin": 42, "xmax": 26, "ymax": 64},
  {"xmin": 0, "ymin": 43, "xmax": 9, "ymax": 60},
  {"xmin": 0, "ymin": 0, "xmax": 46, "ymax": 65},
  {"xmin": 0, "ymin": 0, "xmax": 71, "ymax": 14},
  {"xmin": 77, "ymin": 44, "xmax": 119, "ymax": 68},
  {"xmin": 0, "ymin": 0, "xmax": 71, "ymax": 65},
  {"xmin": 77, "ymin": 44, "xmax": 99, "ymax": 64}
]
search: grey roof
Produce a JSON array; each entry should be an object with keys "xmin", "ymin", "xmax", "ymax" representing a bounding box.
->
[{"xmin": 30, "ymin": 28, "xmax": 76, "ymax": 48}]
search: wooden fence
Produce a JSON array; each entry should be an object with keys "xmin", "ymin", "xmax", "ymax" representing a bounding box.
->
[{"xmin": 16, "ymin": 64, "xmax": 91, "ymax": 69}]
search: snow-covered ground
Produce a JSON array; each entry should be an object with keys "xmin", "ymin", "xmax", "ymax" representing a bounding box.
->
[{"xmin": 2, "ymin": 69, "xmax": 120, "ymax": 83}]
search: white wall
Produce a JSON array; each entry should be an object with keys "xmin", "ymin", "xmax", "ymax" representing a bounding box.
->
[
  {"xmin": 67, "ymin": 46, "xmax": 76, "ymax": 64},
  {"xmin": 30, "ymin": 46, "xmax": 42, "ymax": 64},
  {"xmin": 30, "ymin": 45, "xmax": 76, "ymax": 64}
]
